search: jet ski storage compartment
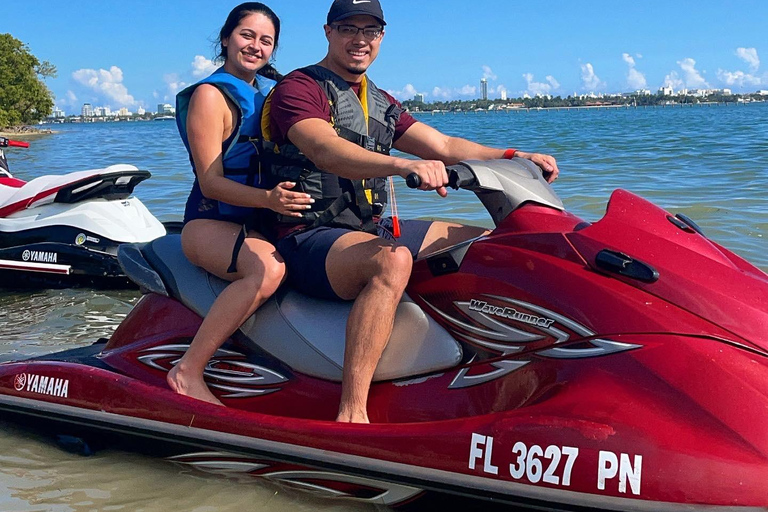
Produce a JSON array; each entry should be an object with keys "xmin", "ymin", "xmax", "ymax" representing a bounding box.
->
[
  {"xmin": 121, "ymin": 235, "xmax": 463, "ymax": 383},
  {"xmin": 567, "ymin": 189, "xmax": 768, "ymax": 348}
]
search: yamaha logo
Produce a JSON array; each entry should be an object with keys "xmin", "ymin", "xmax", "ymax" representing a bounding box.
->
[
  {"xmin": 14, "ymin": 373, "xmax": 26, "ymax": 391},
  {"xmin": 13, "ymin": 372, "xmax": 69, "ymax": 398},
  {"xmin": 21, "ymin": 251, "xmax": 58, "ymax": 263}
]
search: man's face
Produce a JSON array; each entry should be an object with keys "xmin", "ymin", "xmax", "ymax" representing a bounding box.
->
[{"xmin": 324, "ymin": 15, "xmax": 384, "ymax": 78}]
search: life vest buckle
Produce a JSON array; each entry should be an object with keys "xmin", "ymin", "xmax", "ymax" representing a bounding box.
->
[{"xmin": 363, "ymin": 136, "xmax": 377, "ymax": 152}]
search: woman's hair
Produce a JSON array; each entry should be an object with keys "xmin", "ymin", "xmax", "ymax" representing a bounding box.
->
[{"xmin": 217, "ymin": 2, "xmax": 282, "ymax": 80}]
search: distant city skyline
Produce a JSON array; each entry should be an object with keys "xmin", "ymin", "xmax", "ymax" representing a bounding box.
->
[{"xmin": 4, "ymin": 0, "xmax": 767, "ymax": 114}]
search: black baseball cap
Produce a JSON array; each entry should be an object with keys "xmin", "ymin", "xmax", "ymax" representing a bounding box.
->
[{"xmin": 327, "ymin": 0, "xmax": 386, "ymax": 26}]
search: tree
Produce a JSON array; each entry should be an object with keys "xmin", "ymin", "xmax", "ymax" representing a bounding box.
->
[{"xmin": 0, "ymin": 34, "xmax": 57, "ymax": 128}]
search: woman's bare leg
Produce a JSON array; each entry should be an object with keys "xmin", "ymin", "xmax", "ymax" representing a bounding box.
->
[{"xmin": 167, "ymin": 220, "xmax": 285, "ymax": 405}]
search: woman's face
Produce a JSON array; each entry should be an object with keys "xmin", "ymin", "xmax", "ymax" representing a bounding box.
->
[{"xmin": 222, "ymin": 12, "xmax": 276, "ymax": 79}]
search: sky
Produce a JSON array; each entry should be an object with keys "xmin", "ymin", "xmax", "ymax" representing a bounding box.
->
[{"xmin": 3, "ymin": 0, "xmax": 767, "ymax": 114}]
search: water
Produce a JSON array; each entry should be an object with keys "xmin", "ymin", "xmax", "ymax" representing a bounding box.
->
[{"xmin": 1, "ymin": 103, "xmax": 766, "ymax": 510}]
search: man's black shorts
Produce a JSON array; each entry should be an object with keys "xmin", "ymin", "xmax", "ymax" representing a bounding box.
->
[{"xmin": 275, "ymin": 218, "xmax": 432, "ymax": 300}]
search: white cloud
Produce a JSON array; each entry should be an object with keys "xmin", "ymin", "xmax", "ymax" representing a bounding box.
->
[
  {"xmin": 431, "ymin": 87, "xmax": 451, "ymax": 100},
  {"xmin": 71, "ymin": 66, "xmax": 136, "ymax": 107},
  {"xmin": 736, "ymin": 47, "xmax": 760, "ymax": 73},
  {"xmin": 430, "ymin": 85, "xmax": 477, "ymax": 100},
  {"xmin": 622, "ymin": 53, "xmax": 647, "ymax": 89},
  {"xmin": 496, "ymin": 84, "xmax": 507, "ymax": 95},
  {"xmin": 523, "ymin": 73, "xmax": 560, "ymax": 96},
  {"xmin": 717, "ymin": 69, "xmax": 762, "ymax": 87},
  {"xmin": 482, "ymin": 65, "xmax": 497, "ymax": 81},
  {"xmin": 579, "ymin": 63, "xmax": 604, "ymax": 91},
  {"xmin": 717, "ymin": 48, "xmax": 763, "ymax": 88},
  {"xmin": 388, "ymin": 83, "xmax": 423, "ymax": 101},
  {"xmin": 163, "ymin": 73, "xmax": 188, "ymax": 102},
  {"xmin": 56, "ymin": 90, "xmax": 78, "ymax": 107},
  {"xmin": 622, "ymin": 53, "xmax": 636, "ymax": 67},
  {"xmin": 663, "ymin": 70, "xmax": 684, "ymax": 90},
  {"xmin": 627, "ymin": 68, "xmax": 647, "ymax": 90},
  {"xmin": 192, "ymin": 55, "xmax": 218, "ymax": 78},
  {"xmin": 677, "ymin": 58, "xmax": 709, "ymax": 88}
]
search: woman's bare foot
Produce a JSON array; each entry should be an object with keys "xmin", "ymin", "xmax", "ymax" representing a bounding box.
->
[
  {"xmin": 167, "ymin": 364, "xmax": 223, "ymax": 406},
  {"xmin": 336, "ymin": 408, "xmax": 369, "ymax": 424}
]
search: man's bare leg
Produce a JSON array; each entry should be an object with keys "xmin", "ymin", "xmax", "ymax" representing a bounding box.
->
[{"xmin": 325, "ymin": 232, "xmax": 413, "ymax": 423}]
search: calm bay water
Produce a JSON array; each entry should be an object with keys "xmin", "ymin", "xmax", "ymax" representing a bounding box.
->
[{"xmin": 0, "ymin": 103, "xmax": 766, "ymax": 511}]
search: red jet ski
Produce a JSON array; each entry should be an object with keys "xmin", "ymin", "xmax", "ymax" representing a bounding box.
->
[{"xmin": 0, "ymin": 158, "xmax": 767, "ymax": 510}]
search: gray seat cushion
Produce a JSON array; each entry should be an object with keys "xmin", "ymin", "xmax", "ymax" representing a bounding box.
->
[{"xmin": 143, "ymin": 235, "xmax": 462, "ymax": 382}]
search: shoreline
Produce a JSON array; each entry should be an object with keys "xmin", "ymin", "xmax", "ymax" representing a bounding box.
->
[
  {"xmin": 0, "ymin": 126, "xmax": 57, "ymax": 138},
  {"xmin": 410, "ymin": 100, "xmax": 766, "ymax": 115}
]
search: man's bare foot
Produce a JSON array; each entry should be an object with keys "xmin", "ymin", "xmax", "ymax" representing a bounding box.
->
[{"xmin": 167, "ymin": 364, "xmax": 223, "ymax": 406}]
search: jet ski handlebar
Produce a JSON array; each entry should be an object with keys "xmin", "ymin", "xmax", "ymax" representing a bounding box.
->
[
  {"xmin": 0, "ymin": 137, "xmax": 30, "ymax": 149},
  {"xmin": 405, "ymin": 163, "xmax": 477, "ymax": 190}
]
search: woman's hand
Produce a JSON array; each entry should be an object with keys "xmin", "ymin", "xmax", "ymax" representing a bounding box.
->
[
  {"xmin": 266, "ymin": 182, "xmax": 314, "ymax": 217},
  {"xmin": 516, "ymin": 151, "xmax": 560, "ymax": 183}
]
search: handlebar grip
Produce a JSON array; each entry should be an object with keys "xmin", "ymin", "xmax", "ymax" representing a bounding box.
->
[
  {"xmin": 2, "ymin": 138, "xmax": 30, "ymax": 148},
  {"xmin": 405, "ymin": 173, "xmax": 421, "ymax": 189}
]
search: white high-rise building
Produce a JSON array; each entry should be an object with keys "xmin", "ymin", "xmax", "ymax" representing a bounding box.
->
[
  {"xmin": 481, "ymin": 78, "xmax": 488, "ymax": 100},
  {"xmin": 500, "ymin": 89, "xmax": 507, "ymax": 101},
  {"xmin": 81, "ymin": 103, "xmax": 94, "ymax": 117}
]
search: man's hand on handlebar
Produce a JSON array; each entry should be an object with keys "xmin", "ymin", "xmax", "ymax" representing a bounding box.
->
[
  {"xmin": 516, "ymin": 151, "xmax": 559, "ymax": 183},
  {"xmin": 398, "ymin": 160, "xmax": 449, "ymax": 197}
]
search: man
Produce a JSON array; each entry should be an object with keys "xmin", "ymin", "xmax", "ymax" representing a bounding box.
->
[{"xmin": 266, "ymin": 0, "xmax": 559, "ymax": 423}]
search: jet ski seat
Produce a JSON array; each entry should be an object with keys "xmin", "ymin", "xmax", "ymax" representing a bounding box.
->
[
  {"xmin": 0, "ymin": 166, "xmax": 148, "ymax": 218},
  {"xmin": 123, "ymin": 235, "xmax": 463, "ymax": 383}
]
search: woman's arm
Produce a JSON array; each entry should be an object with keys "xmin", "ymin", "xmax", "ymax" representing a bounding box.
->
[{"xmin": 186, "ymin": 85, "xmax": 310, "ymax": 216}]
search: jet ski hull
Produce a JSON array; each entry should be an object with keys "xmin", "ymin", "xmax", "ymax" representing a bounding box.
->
[{"xmin": 1, "ymin": 291, "xmax": 767, "ymax": 510}]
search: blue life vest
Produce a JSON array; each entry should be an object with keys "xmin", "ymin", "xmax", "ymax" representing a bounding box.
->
[{"xmin": 176, "ymin": 67, "xmax": 275, "ymax": 219}]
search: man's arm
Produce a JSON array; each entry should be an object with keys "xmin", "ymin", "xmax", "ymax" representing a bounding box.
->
[
  {"xmin": 287, "ymin": 118, "xmax": 451, "ymax": 196},
  {"xmin": 394, "ymin": 122, "xmax": 560, "ymax": 183}
]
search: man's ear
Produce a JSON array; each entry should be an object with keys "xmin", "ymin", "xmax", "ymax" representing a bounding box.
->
[{"xmin": 323, "ymin": 24, "xmax": 332, "ymax": 41}]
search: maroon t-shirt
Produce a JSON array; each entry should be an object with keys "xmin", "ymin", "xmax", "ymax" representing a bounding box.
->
[{"xmin": 268, "ymin": 68, "xmax": 418, "ymax": 147}]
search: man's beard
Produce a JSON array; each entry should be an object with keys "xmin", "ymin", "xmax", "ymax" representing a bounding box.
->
[{"xmin": 344, "ymin": 63, "xmax": 368, "ymax": 76}]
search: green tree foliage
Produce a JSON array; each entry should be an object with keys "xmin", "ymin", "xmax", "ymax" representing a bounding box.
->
[{"xmin": 0, "ymin": 34, "xmax": 57, "ymax": 128}]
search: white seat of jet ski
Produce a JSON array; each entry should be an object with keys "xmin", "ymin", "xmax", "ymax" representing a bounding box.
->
[
  {"xmin": 0, "ymin": 164, "xmax": 140, "ymax": 218},
  {"xmin": 140, "ymin": 235, "xmax": 463, "ymax": 383}
]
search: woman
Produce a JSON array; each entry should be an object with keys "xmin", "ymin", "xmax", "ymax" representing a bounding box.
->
[{"xmin": 169, "ymin": 3, "xmax": 311, "ymax": 405}]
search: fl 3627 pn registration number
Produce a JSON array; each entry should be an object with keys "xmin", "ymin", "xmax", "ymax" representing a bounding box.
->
[{"xmin": 469, "ymin": 433, "xmax": 643, "ymax": 495}]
